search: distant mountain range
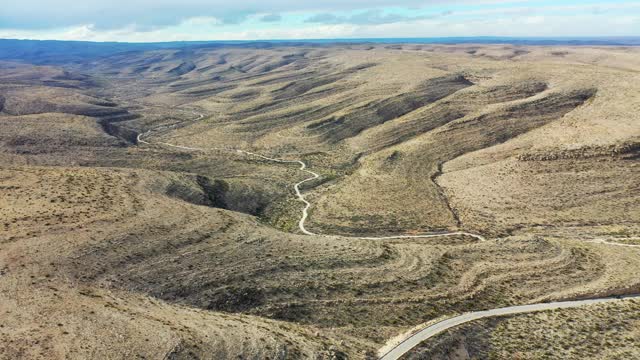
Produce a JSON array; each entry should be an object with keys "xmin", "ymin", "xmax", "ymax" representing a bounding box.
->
[{"xmin": 2, "ymin": 37, "xmax": 639, "ymax": 64}]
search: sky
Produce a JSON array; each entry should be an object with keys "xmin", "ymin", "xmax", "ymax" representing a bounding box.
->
[{"xmin": 0, "ymin": 0, "xmax": 638, "ymax": 42}]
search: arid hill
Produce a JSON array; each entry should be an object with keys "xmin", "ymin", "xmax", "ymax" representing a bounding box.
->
[{"xmin": 1, "ymin": 42, "xmax": 639, "ymax": 359}]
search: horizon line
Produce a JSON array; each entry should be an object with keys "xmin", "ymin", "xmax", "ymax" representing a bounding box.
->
[{"xmin": 2, "ymin": 35, "xmax": 640, "ymax": 45}]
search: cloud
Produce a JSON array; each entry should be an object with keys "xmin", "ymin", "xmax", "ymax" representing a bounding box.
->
[
  {"xmin": 0, "ymin": 0, "xmax": 519, "ymax": 30},
  {"xmin": 3, "ymin": 12, "xmax": 638, "ymax": 43},
  {"xmin": 305, "ymin": 13, "xmax": 341, "ymax": 24},
  {"xmin": 1, "ymin": 1, "xmax": 638, "ymax": 41},
  {"xmin": 181, "ymin": 17, "xmax": 222, "ymax": 27},
  {"xmin": 260, "ymin": 14, "xmax": 282, "ymax": 22},
  {"xmin": 305, "ymin": 9, "xmax": 451, "ymax": 25}
]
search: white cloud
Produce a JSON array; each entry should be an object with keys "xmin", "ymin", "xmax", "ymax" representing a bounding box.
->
[
  {"xmin": 0, "ymin": 0, "xmax": 522, "ymax": 30},
  {"xmin": 181, "ymin": 17, "xmax": 222, "ymax": 27},
  {"xmin": 0, "ymin": 7, "xmax": 638, "ymax": 42},
  {"xmin": 523, "ymin": 16, "xmax": 545, "ymax": 25}
]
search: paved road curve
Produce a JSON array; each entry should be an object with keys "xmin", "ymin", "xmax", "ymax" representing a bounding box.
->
[{"xmin": 379, "ymin": 295, "xmax": 640, "ymax": 360}]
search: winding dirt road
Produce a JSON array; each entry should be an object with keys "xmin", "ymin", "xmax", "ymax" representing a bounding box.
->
[
  {"xmin": 137, "ymin": 110, "xmax": 639, "ymax": 359},
  {"xmin": 136, "ymin": 112, "xmax": 478, "ymax": 241}
]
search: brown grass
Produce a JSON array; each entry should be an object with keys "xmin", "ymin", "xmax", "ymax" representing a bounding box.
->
[{"xmin": 1, "ymin": 43, "xmax": 639, "ymax": 358}]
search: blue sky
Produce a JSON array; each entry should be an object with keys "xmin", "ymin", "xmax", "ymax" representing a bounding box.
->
[{"xmin": 0, "ymin": 0, "xmax": 638, "ymax": 42}]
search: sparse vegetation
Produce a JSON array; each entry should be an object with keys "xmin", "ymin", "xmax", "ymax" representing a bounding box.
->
[
  {"xmin": 1, "ymin": 42, "xmax": 639, "ymax": 359},
  {"xmin": 404, "ymin": 299, "xmax": 640, "ymax": 360}
]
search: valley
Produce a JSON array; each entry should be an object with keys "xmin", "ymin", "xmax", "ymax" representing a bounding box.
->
[{"xmin": 1, "ymin": 42, "xmax": 639, "ymax": 359}]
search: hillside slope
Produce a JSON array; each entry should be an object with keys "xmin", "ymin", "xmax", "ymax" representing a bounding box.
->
[{"xmin": 1, "ymin": 43, "xmax": 639, "ymax": 359}]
